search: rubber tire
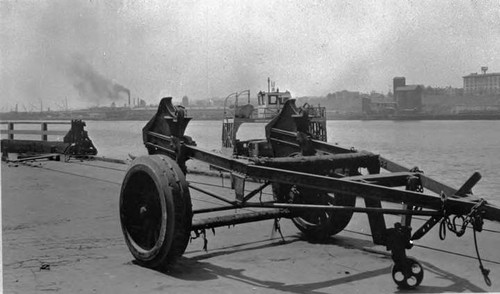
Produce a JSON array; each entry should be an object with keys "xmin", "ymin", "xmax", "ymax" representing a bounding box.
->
[
  {"xmin": 273, "ymin": 184, "xmax": 355, "ymax": 242},
  {"xmin": 120, "ymin": 155, "xmax": 192, "ymax": 269}
]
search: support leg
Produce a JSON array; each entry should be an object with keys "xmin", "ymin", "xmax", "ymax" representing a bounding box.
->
[
  {"xmin": 385, "ymin": 223, "xmax": 424, "ymax": 289},
  {"xmin": 364, "ymin": 197, "xmax": 387, "ymax": 245}
]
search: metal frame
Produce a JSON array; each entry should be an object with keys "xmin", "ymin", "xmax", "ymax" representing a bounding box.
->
[{"xmin": 141, "ymin": 96, "xmax": 500, "ymax": 289}]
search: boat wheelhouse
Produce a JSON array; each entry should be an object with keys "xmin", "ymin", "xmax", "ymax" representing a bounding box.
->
[{"xmin": 221, "ymin": 81, "xmax": 327, "ymax": 157}]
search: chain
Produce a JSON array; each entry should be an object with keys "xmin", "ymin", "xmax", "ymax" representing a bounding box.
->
[
  {"xmin": 190, "ymin": 229, "xmax": 209, "ymax": 251},
  {"xmin": 273, "ymin": 218, "xmax": 285, "ymax": 242},
  {"xmin": 439, "ymin": 198, "xmax": 486, "ymax": 239},
  {"xmin": 438, "ymin": 197, "xmax": 491, "ymax": 286}
]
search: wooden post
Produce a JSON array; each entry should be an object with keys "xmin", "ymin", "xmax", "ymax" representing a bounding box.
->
[
  {"xmin": 8, "ymin": 122, "xmax": 14, "ymax": 140},
  {"xmin": 41, "ymin": 122, "xmax": 48, "ymax": 141}
]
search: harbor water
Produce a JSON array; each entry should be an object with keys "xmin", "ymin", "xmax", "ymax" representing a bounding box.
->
[{"xmin": 70, "ymin": 120, "xmax": 500, "ymax": 206}]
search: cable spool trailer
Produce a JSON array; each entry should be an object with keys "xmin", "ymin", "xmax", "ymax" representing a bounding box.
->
[{"xmin": 119, "ymin": 94, "xmax": 500, "ymax": 289}]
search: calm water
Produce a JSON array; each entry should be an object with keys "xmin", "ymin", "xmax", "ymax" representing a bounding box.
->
[{"xmin": 57, "ymin": 120, "xmax": 500, "ymax": 205}]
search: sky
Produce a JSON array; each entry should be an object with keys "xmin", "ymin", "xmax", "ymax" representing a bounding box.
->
[{"xmin": 1, "ymin": 0, "xmax": 499, "ymax": 110}]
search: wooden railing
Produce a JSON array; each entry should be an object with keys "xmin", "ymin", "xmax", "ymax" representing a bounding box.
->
[{"xmin": 0, "ymin": 121, "xmax": 70, "ymax": 141}]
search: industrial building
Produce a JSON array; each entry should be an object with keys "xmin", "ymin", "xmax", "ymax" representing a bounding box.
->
[
  {"xmin": 463, "ymin": 67, "xmax": 500, "ymax": 95},
  {"xmin": 361, "ymin": 77, "xmax": 422, "ymax": 117},
  {"xmin": 393, "ymin": 77, "xmax": 423, "ymax": 113}
]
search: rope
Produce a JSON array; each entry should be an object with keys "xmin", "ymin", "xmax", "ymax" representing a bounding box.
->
[{"xmin": 473, "ymin": 221, "xmax": 492, "ymax": 286}]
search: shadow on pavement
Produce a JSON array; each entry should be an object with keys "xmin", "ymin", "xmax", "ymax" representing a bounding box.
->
[{"xmin": 133, "ymin": 233, "xmax": 488, "ymax": 293}]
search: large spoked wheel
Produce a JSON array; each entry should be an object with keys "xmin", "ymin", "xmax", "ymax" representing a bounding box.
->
[
  {"xmin": 391, "ymin": 257, "xmax": 424, "ymax": 289},
  {"xmin": 120, "ymin": 155, "xmax": 192, "ymax": 269},
  {"xmin": 273, "ymin": 184, "xmax": 356, "ymax": 242}
]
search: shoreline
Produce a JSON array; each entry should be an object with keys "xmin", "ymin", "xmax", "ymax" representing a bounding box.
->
[{"xmin": 3, "ymin": 114, "xmax": 500, "ymax": 121}]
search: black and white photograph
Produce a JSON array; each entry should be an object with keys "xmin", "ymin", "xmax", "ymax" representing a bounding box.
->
[{"xmin": 1, "ymin": 1, "xmax": 500, "ymax": 293}]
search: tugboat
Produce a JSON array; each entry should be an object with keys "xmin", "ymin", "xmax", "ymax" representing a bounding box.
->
[{"xmin": 221, "ymin": 78, "xmax": 327, "ymax": 157}]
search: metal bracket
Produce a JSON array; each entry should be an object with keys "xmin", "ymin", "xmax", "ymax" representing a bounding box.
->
[
  {"xmin": 386, "ymin": 223, "xmax": 413, "ymax": 262},
  {"xmin": 401, "ymin": 175, "xmax": 422, "ymax": 227},
  {"xmin": 385, "ymin": 223, "xmax": 424, "ymax": 289},
  {"xmin": 231, "ymin": 173, "xmax": 246, "ymax": 202},
  {"xmin": 411, "ymin": 215, "xmax": 443, "ymax": 240}
]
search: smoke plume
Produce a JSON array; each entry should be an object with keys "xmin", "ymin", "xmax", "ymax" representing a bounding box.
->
[{"xmin": 67, "ymin": 54, "xmax": 130, "ymax": 105}]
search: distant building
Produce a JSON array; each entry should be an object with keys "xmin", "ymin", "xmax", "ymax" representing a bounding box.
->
[
  {"xmin": 331, "ymin": 90, "xmax": 360, "ymax": 100},
  {"xmin": 361, "ymin": 98, "xmax": 396, "ymax": 116},
  {"xmin": 463, "ymin": 67, "xmax": 500, "ymax": 95},
  {"xmin": 393, "ymin": 77, "xmax": 423, "ymax": 112},
  {"xmin": 393, "ymin": 77, "xmax": 406, "ymax": 95},
  {"xmin": 325, "ymin": 90, "xmax": 361, "ymax": 113}
]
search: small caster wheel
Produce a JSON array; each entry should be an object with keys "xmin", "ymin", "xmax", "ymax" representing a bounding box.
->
[{"xmin": 391, "ymin": 257, "xmax": 424, "ymax": 289}]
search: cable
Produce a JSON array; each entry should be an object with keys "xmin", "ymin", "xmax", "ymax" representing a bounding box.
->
[
  {"xmin": 473, "ymin": 223, "xmax": 492, "ymax": 286},
  {"xmin": 69, "ymin": 161, "xmax": 127, "ymax": 172},
  {"xmin": 343, "ymin": 228, "xmax": 500, "ymax": 265},
  {"xmin": 26, "ymin": 163, "xmax": 122, "ymax": 186}
]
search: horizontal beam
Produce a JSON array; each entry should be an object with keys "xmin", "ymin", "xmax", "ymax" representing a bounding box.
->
[
  {"xmin": 0, "ymin": 121, "xmax": 71, "ymax": 125},
  {"xmin": 191, "ymin": 209, "xmax": 292, "ymax": 230},
  {"xmin": 6, "ymin": 153, "xmax": 61, "ymax": 163},
  {"xmin": 187, "ymin": 145, "xmax": 249, "ymax": 174},
  {"xmin": 145, "ymin": 131, "xmax": 174, "ymax": 143},
  {"xmin": 1, "ymin": 130, "xmax": 67, "ymax": 136},
  {"xmin": 144, "ymin": 142, "xmax": 176, "ymax": 156},
  {"xmin": 88, "ymin": 156, "xmax": 127, "ymax": 165},
  {"xmin": 243, "ymin": 165, "xmax": 500, "ymax": 222},
  {"xmin": 269, "ymin": 128, "xmax": 354, "ymax": 154},
  {"xmin": 252, "ymin": 152, "xmax": 380, "ymax": 171},
  {"xmin": 344, "ymin": 172, "xmax": 417, "ymax": 187},
  {"xmin": 379, "ymin": 156, "xmax": 480, "ymax": 200},
  {"xmin": 243, "ymin": 202, "xmax": 441, "ymax": 216},
  {"xmin": 193, "ymin": 205, "xmax": 242, "ymax": 214}
]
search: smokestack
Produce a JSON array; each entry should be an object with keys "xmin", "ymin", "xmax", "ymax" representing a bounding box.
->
[
  {"xmin": 268, "ymin": 77, "xmax": 270, "ymax": 93},
  {"xmin": 112, "ymin": 84, "xmax": 130, "ymax": 106},
  {"xmin": 127, "ymin": 90, "xmax": 131, "ymax": 107}
]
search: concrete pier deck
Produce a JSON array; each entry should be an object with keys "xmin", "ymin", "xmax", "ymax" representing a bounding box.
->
[{"xmin": 2, "ymin": 159, "xmax": 500, "ymax": 293}]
